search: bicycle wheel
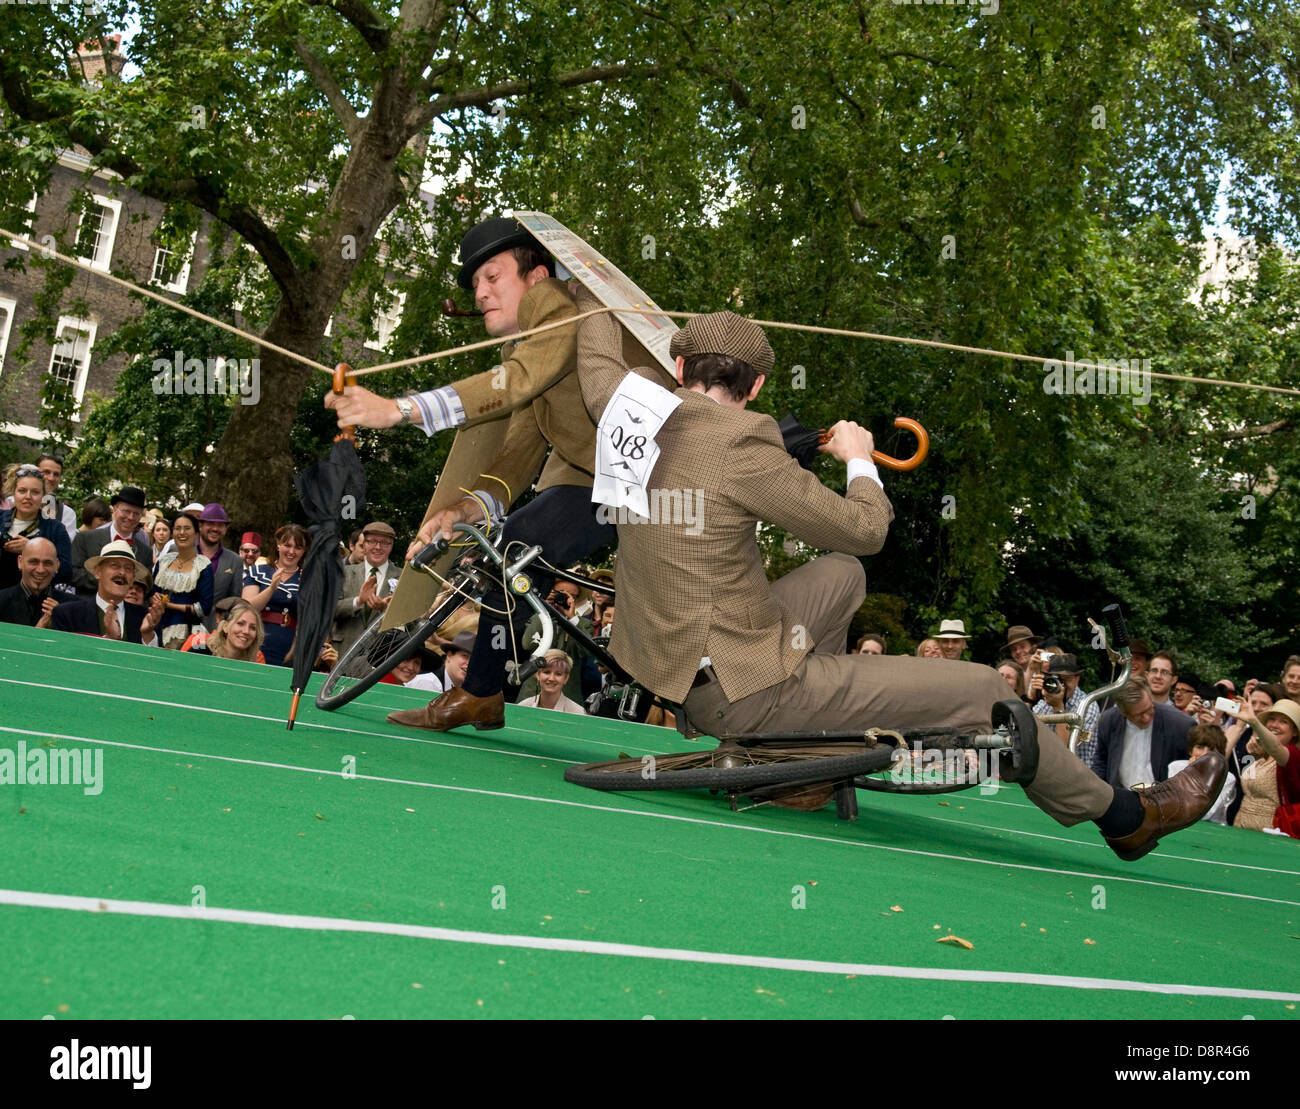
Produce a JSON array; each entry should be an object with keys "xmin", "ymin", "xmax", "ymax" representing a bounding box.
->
[
  {"xmin": 563, "ymin": 741, "xmax": 895, "ymax": 794},
  {"xmin": 313, "ymin": 611, "xmax": 443, "ymax": 710}
]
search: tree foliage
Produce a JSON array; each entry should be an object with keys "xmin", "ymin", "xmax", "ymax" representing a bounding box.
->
[{"xmin": 1, "ymin": 1, "xmax": 1298, "ymax": 675}]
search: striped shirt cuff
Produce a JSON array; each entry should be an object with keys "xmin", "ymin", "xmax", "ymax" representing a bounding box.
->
[
  {"xmin": 409, "ymin": 385, "xmax": 466, "ymax": 436},
  {"xmin": 846, "ymin": 457, "xmax": 884, "ymax": 491},
  {"xmin": 469, "ymin": 489, "xmax": 505, "ymax": 524}
]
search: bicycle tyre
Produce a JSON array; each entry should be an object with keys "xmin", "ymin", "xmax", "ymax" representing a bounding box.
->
[
  {"xmin": 315, "ymin": 579, "xmax": 475, "ymax": 710},
  {"xmin": 563, "ymin": 742, "xmax": 895, "ymax": 794}
]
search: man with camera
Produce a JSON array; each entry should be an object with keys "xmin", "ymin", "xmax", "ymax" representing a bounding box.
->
[{"xmin": 1030, "ymin": 653, "xmax": 1099, "ymax": 755}]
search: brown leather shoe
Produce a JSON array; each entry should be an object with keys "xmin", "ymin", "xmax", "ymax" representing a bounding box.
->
[
  {"xmin": 386, "ymin": 688, "xmax": 505, "ymax": 731},
  {"xmin": 1104, "ymin": 753, "xmax": 1227, "ymax": 861}
]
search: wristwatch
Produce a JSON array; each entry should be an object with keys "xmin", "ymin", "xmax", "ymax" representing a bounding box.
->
[{"xmin": 394, "ymin": 396, "xmax": 414, "ymax": 425}]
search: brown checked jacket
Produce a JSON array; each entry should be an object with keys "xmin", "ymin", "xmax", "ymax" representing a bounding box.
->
[
  {"xmin": 448, "ymin": 277, "xmax": 594, "ymax": 505},
  {"xmin": 577, "ymin": 302, "xmax": 895, "ymax": 704}
]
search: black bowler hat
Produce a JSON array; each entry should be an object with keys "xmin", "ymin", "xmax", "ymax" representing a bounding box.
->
[
  {"xmin": 110, "ymin": 485, "xmax": 146, "ymax": 509},
  {"xmin": 456, "ymin": 217, "xmax": 550, "ymax": 290}
]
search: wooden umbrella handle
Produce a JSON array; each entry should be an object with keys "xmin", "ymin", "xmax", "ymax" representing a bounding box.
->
[
  {"xmin": 333, "ymin": 363, "xmax": 357, "ymax": 443},
  {"xmin": 817, "ymin": 417, "xmax": 929, "ymax": 471}
]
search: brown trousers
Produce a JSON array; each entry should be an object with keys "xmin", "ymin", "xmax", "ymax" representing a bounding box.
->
[{"xmin": 683, "ymin": 554, "xmax": 1115, "ymax": 827}]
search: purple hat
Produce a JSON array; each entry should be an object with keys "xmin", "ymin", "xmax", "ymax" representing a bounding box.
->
[{"xmin": 199, "ymin": 503, "xmax": 229, "ymax": 523}]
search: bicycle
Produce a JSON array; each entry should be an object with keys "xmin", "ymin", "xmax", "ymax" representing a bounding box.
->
[
  {"xmin": 314, "ymin": 520, "xmax": 656, "ymax": 717},
  {"xmin": 319, "ymin": 521, "xmax": 1134, "ymax": 824},
  {"xmin": 564, "ymin": 605, "xmax": 1138, "ymax": 821}
]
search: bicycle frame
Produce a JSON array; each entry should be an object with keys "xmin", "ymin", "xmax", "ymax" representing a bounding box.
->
[{"xmin": 416, "ymin": 522, "xmax": 673, "ymax": 721}]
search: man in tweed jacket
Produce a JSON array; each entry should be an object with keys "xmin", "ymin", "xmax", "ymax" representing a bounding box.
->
[
  {"xmin": 327, "ymin": 217, "xmax": 641, "ymax": 731},
  {"xmin": 574, "ymin": 307, "xmax": 1225, "ymax": 861}
]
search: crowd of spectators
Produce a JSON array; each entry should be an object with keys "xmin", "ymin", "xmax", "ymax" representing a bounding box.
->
[
  {"xmin": 860, "ymin": 616, "xmax": 1298, "ymax": 839},
  {"xmin": 2, "ymin": 457, "xmax": 1297, "ymax": 829},
  {"xmin": 0, "ymin": 458, "xmax": 637, "ymax": 720}
]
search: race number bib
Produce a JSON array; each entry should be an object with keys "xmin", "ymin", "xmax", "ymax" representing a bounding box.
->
[{"xmin": 592, "ymin": 372, "xmax": 681, "ymax": 518}]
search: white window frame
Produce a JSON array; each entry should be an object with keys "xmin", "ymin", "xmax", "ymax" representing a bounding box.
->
[
  {"xmin": 0, "ymin": 296, "xmax": 15, "ymax": 374},
  {"xmin": 9, "ymin": 193, "xmax": 38, "ymax": 251},
  {"xmin": 47, "ymin": 315, "xmax": 97, "ymax": 417},
  {"xmin": 365, "ymin": 290, "xmax": 406, "ymax": 352},
  {"xmin": 74, "ymin": 193, "xmax": 121, "ymax": 272},
  {"xmin": 150, "ymin": 228, "xmax": 196, "ymax": 293}
]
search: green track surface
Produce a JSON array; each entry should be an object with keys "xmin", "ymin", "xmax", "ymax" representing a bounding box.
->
[{"xmin": 2, "ymin": 622, "xmax": 1298, "ymax": 1019}]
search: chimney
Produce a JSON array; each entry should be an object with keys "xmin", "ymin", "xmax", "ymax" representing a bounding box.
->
[{"xmin": 71, "ymin": 34, "xmax": 125, "ymax": 84}]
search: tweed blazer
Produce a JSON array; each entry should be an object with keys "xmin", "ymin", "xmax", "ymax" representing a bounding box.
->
[
  {"xmin": 449, "ymin": 278, "xmax": 596, "ymax": 505},
  {"xmin": 202, "ymin": 545, "xmax": 245, "ymax": 630},
  {"xmin": 331, "ymin": 558, "xmax": 402, "ymax": 657},
  {"xmin": 576, "ymin": 303, "xmax": 894, "ymax": 704}
]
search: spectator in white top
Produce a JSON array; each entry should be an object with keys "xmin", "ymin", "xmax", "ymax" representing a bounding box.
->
[
  {"xmin": 1166, "ymin": 724, "xmax": 1237, "ymax": 825},
  {"xmin": 518, "ymin": 649, "xmax": 587, "ymax": 714}
]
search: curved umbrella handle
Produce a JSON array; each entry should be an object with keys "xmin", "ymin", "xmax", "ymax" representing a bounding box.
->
[
  {"xmin": 873, "ymin": 417, "xmax": 928, "ymax": 471},
  {"xmin": 817, "ymin": 417, "xmax": 929, "ymax": 471},
  {"xmin": 333, "ymin": 362, "xmax": 357, "ymax": 443}
]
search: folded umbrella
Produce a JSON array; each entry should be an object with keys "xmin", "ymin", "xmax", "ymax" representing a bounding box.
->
[{"xmin": 285, "ymin": 365, "xmax": 368, "ymax": 728}]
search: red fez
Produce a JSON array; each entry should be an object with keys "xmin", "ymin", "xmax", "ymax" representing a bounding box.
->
[{"xmin": 240, "ymin": 532, "xmax": 262, "ymax": 549}]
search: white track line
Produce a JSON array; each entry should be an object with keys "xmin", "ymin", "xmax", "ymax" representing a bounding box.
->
[
  {"xmin": 2, "ymin": 888, "xmax": 1295, "ymax": 1004},
  {"xmin": 6, "ymin": 727, "xmax": 1296, "ymax": 908},
  {"xmin": 925, "ymin": 814, "xmax": 1300, "ymax": 878},
  {"xmin": 0, "ymin": 678, "xmax": 656, "ymax": 762}
]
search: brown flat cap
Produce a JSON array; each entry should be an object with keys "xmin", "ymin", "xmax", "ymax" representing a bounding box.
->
[
  {"xmin": 361, "ymin": 521, "xmax": 396, "ymax": 539},
  {"xmin": 669, "ymin": 312, "xmax": 774, "ymax": 376}
]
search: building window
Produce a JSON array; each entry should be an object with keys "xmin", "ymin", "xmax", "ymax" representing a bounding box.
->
[
  {"xmin": 150, "ymin": 236, "xmax": 194, "ymax": 293},
  {"xmin": 47, "ymin": 316, "xmax": 97, "ymax": 416},
  {"xmin": 74, "ymin": 194, "xmax": 121, "ymax": 272},
  {"xmin": 365, "ymin": 291, "xmax": 406, "ymax": 352},
  {"xmin": 8, "ymin": 194, "xmax": 38, "ymax": 252},
  {"xmin": 0, "ymin": 297, "xmax": 15, "ymax": 373}
]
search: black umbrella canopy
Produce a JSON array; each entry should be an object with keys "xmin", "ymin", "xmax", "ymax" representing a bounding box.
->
[{"xmin": 286, "ymin": 436, "xmax": 367, "ymax": 727}]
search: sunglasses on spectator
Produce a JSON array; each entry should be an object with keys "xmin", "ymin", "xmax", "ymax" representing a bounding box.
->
[{"xmin": 14, "ymin": 464, "xmax": 42, "ymax": 478}]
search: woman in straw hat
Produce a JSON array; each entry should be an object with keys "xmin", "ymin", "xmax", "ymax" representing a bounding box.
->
[{"xmin": 1231, "ymin": 697, "xmax": 1300, "ymax": 833}]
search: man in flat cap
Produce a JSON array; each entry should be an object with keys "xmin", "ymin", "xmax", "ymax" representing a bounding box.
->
[
  {"xmin": 332, "ymin": 520, "xmax": 403, "ymax": 659},
  {"xmin": 327, "ymin": 217, "xmax": 664, "ymax": 731},
  {"xmin": 69, "ymin": 486, "xmax": 153, "ymax": 599},
  {"xmin": 572, "ymin": 306, "xmax": 1226, "ymax": 862}
]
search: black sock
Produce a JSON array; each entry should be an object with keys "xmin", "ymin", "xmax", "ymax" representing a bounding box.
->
[{"xmin": 1094, "ymin": 789, "xmax": 1145, "ymax": 837}]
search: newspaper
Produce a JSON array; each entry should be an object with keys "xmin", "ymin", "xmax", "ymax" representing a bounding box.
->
[{"xmin": 510, "ymin": 210, "xmax": 677, "ymax": 375}]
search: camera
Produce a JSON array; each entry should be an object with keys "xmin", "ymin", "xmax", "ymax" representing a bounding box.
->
[
  {"xmin": 1042, "ymin": 674, "xmax": 1063, "ymax": 696},
  {"xmin": 1035, "ymin": 650, "xmax": 1054, "ymax": 664},
  {"xmin": 1214, "ymin": 696, "xmax": 1242, "ymax": 715},
  {"xmin": 548, "ymin": 589, "xmax": 573, "ymax": 609}
]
